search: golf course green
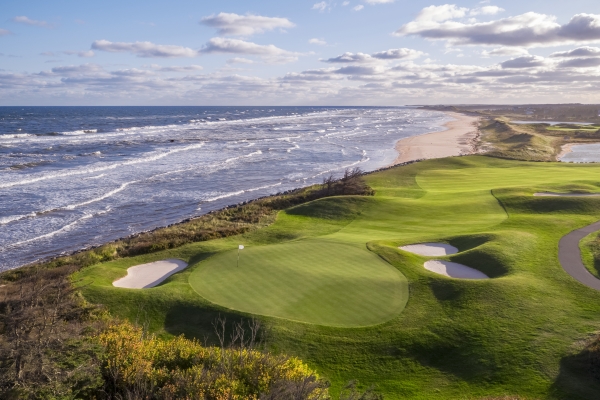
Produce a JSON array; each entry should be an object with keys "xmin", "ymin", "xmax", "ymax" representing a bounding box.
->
[
  {"xmin": 76, "ymin": 155, "xmax": 600, "ymax": 399},
  {"xmin": 189, "ymin": 240, "xmax": 408, "ymax": 326}
]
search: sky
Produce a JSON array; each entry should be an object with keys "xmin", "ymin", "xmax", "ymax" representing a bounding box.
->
[{"xmin": 2, "ymin": 0, "xmax": 600, "ymax": 106}]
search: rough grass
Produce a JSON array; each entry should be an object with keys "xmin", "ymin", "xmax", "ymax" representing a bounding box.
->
[
  {"xmin": 76, "ymin": 156, "xmax": 600, "ymax": 399},
  {"xmin": 580, "ymin": 232, "xmax": 600, "ymax": 280}
]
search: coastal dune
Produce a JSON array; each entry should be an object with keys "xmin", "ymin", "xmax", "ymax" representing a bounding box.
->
[{"xmin": 392, "ymin": 112, "xmax": 480, "ymax": 165}]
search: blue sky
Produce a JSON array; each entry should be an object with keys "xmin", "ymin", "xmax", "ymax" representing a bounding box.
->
[{"xmin": 2, "ymin": 0, "xmax": 600, "ymax": 105}]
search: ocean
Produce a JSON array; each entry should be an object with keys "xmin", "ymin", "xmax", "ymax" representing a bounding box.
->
[
  {"xmin": 560, "ymin": 143, "xmax": 600, "ymax": 163},
  {"xmin": 0, "ymin": 106, "xmax": 448, "ymax": 270}
]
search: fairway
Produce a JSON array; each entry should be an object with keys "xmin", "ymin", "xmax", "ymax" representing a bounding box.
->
[
  {"xmin": 77, "ymin": 156, "xmax": 600, "ymax": 399},
  {"xmin": 189, "ymin": 240, "xmax": 408, "ymax": 327}
]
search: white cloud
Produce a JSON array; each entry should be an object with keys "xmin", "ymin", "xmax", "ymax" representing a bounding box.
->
[
  {"xmin": 309, "ymin": 38, "xmax": 327, "ymax": 45},
  {"xmin": 201, "ymin": 37, "xmax": 299, "ymax": 63},
  {"xmin": 0, "ymin": 29, "xmax": 12, "ymax": 36},
  {"xmin": 323, "ymin": 52, "xmax": 375, "ymax": 63},
  {"xmin": 558, "ymin": 57, "xmax": 600, "ymax": 68},
  {"xmin": 312, "ymin": 2, "xmax": 328, "ymax": 12},
  {"xmin": 500, "ymin": 55, "xmax": 546, "ymax": 69},
  {"xmin": 202, "ymin": 37, "xmax": 289, "ymax": 55},
  {"xmin": 41, "ymin": 63, "xmax": 105, "ymax": 77},
  {"xmin": 414, "ymin": 5, "xmax": 468, "ymax": 23},
  {"xmin": 481, "ymin": 47, "xmax": 529, "ymax": 57},
  {"xmin": 150, "ymin": 65, "xmax": 204, "ymax": 72},
  {"xmin": 200, "ymin": 13, "xmax": 294, "ymax": 36},
  {"xmin": 12, "ymin": 16, "xmax": 52, "ymax": 28},
  {"xmin": 283, "ymin": 74, "xmax": 343, "ymax": 82},
  {"xmin": 469, "ymin": 6, "xmax": 504, "ymax": 16},
  {"xmin": 550, "ymin": 46, "xmax": 600, "ymax": 58},
  {"xmin": 342, "ymin": 1, "xmax": 350, "ymax": 5},
  {"xmin": 335, "ymin": 65, "xmax": 385, "ymax": 75},
  {"xmin": 91, "ymin": 40, "xmax": 198, "ymax": 58},
  {"xmin": 396, "ymin": 9, "xmax": 600, "ymax": 48},
  {"xmin": 372, "ymin": 48, "xmax": 425, "ymax": 59},
  {"xmin": 63, "ymin": 50, "xmax": 95, "ymax": 58},
  {"xmin": 322, "ymin": 48, "xmax": 424, "ymax": 63},
  {"xmin": 111, "ymin": 68, "xmax": 156, "ymax": 77},
  {"xmin": 7, "ymin": 51, "xmax": 600, "ymax": 106},
  {"xmin": 227, "ymin": 57, "xmax": 254, "ymax": 64},
  {"xmin": 353, "ymin": 5, "xmax": 364, "ymax": 11}
]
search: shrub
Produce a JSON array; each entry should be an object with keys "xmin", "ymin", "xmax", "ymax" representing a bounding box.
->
[{"xmin": 98, "ymin": 321, "xmax": 329, "ymax": 399}]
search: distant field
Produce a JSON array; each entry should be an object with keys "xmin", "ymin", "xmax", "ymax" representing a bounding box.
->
[
  {"xmin": 546, "ymin": 126, "xmax": 600, "ymax": 131},
  {"xmin": 77, "ymin": 156, "xmax": 600, "ymax": 399}
]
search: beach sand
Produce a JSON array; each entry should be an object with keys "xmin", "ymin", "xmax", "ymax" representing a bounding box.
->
[
  {"xmin": 392, "ymin": 112, "xmax": 480, "ymax": 165},
  {"xmin": 557, "ymin": 143, "xmax": 574, "ymax": 160}
]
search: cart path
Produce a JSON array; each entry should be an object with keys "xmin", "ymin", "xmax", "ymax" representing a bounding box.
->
[{"xmin": 558, "ymin": 220, "xmax": 600, "ymax": 291}]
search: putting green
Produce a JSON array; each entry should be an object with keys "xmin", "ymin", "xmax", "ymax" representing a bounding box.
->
[{"xmin": 189, "ymin": 240, "xmax": 408, "ymax": 327}]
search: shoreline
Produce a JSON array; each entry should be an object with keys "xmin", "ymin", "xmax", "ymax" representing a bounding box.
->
[
  {"xmin": 391, "ymin": 112, "xmax": 481, "ymax": 165},
  {"xmin": 3, "ymin": 113, "xmax": 478, "ymax": 273},
  {"xmin": 5, "ymin": 159, "xmax": 427, "ymax": 273},
  {"xmin": 557, "ymin": 143, "xmax": 574, "ymax": 160}
]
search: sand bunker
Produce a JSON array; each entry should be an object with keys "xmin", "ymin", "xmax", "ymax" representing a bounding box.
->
[
  {"xmin": 424, "ymin": 260, "xmax": 489, "ymax": 279},
  {"xmin": 113, "ymin": 259, "xmax": 188, "ymax": 289},
  {"xmin": 400, "ymin": 243, "xmax": 458, "ymax": 256},
  {"xmin": 534, "ymin": 192, "xmax": 600, "ymax": 197}
]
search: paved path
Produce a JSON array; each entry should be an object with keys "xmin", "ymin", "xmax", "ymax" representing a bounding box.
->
[{"xmin": 558, "ymin": 220, "xmax": 600, "ymax": 291}]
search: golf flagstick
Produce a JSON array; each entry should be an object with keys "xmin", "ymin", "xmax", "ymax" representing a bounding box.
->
[{"xmin": 237, "ymin": 244, "xmax": 244, "ymax": 267}]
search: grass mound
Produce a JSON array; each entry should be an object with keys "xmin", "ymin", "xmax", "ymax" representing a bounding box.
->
[{"xmin": 189, "ymin": 240, "xmax": 408, "ymax": 327}]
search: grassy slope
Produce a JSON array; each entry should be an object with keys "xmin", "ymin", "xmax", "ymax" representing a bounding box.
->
[
  {"xmin": 76, "ymin": 156, "xmax": 600, "ymax": 399},
  {"xmin": 580, "ymin": 232, "xmax": 600, "ymax": 280}
]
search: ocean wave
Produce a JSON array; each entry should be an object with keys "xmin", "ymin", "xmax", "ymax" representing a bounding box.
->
[
  {"xmin": 225, "ymin": 150, "xmax": 262, "ymax": 164},
  {"xmin": 204, "ymin": 190, "xmax": 245, "ymax": 202},
  {"xmin": 64, "ymin": 181, "xmax": 136, "ymax": 210},
  {"xmin": 0, "ymin": 213, "xmax": 36, "ymax": 225},
  {"xmin": 0, "ymin": 110, "xmax": 337, "ymax": 147},
  {"xmin": 0, "ymin": 143, "xmax": 205, "ymax": 189},
  {"xmin": 84, "ymin": 174, "xmax": 107, "ymax": 180},
  {"xmin": 286, "ymin": 144, "xmax": 300, "ymax": 153},
  {"xmin": 0, "ymin": 181, "xmax": 135, "ymax": 225},
  {"xmin": 203, "ymin": 182, "xmax": 282, "ymax": 203},
  {"xmin": 304, "ymin": 157, "xmax": 370, "ymax": 181},
  {"xmin": 0, "ymin": 133, "xmax": 35, "ymax": 139},
  {"xmin": 7, "ymin": 160, "xmax": 52, "ymax": 170},
  {"xmin": 61, "ymin": 129, "xmax": 98, "ymax": 136},
  {"xmin": 7, "ymin": 209, "xmax": 111, "ymax": 248}
]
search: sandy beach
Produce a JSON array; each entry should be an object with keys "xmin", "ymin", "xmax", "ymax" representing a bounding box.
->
[
  {"xmin": 392, "ymin": 112, "xmax": 480, "ymax": 165},
  {"xmin": 557, "ymin": 143, "xmax": 574, "ymax": 160}
]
